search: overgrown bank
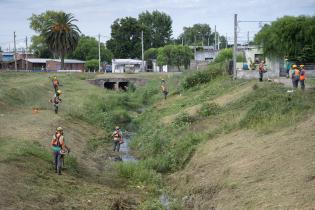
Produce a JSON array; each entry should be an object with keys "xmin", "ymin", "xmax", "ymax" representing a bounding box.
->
[{"xmin": 0, "ymin": 70, "xmax": 314, "ymax": 209}]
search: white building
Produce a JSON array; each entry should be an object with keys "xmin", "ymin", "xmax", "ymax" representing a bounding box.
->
[
  {"xmin": 112, "ymin": 59, "xmax": 145, "ymax": 73},
  {"xmin": 236, "ymin": 47, "xmax": 281, "ymax": 79}
]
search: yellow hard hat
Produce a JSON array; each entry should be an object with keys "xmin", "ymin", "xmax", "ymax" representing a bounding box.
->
[
  {"xmin": 115, "ymin": 126, "xmax": 120, "ymax": 130},
  {"xmin": 53, "ymin": 76, "xmax": 57, "ymax": 79},
  {"xmin": 57, "ymin": 89, "xmax": 62, "ymax": 95},
  {"xmin": 56, "ymin": 127, "xmax": 63, "ymax": 132},
  {"xmin": 300, "ymin": 64, "xmax": 304, "ymax": 67},
  {"xmin": 292, "ymin": 64, "xmax": 297, "ymax": 68}
]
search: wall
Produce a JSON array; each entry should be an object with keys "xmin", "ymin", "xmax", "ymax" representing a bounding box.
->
[{"xmin": 237, "ymin": 58, "xmax": 281, "ymax": 79}]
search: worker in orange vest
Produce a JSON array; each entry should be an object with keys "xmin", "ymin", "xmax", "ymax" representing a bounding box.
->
[
  {"xmin": 299, "ymin": 64, "xmax": 306, "ymax": 90},
  {"xmin": 52, "ymin": 76, "xmax": 59, "ymax": 94},
  {"xmin": 291, "ymin": 64, "xmax": 300, "ymax": 89},
  {"xmin": 161, "ymin": 79, "xmax": 168, "ymax": 100}
]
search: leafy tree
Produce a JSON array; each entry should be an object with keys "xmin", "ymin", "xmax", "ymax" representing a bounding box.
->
[
  {"xmin": 178, "ymin": 24, "xmax": 214, "ymax": 46},
  {"xmin": 42, "ymin": 12, "xmax": 81, "ymax": 69},
  {"xmin": 214, "ymin": 48, "xmax": 245, "ymax": 63},
  {"xmin": 30, "ymin": 35, "xmax": 53, "ymax": 58},
  {"xmin": 106, "ymin": 17, "xmax": 142, "ymax": 59},
  {"xmin": 157, "ymin": 45, "xmax": 193, "ymax": 71},
  {"xmin": 85, "ymin": 59, "xmax": 99, "ymax": 71},
  {"xmin": 219, "ymin": 35, "xmax": 228, "ymax": 49},
  {"xmin": 28, "ymin": 11, "xmax": 63, "ymax": 58},
  {"xmin": 255, "ymin": 15, "xmax": 315, "ymax": 62},
  {"xmin": 71, "ymin": 36, "xmax": 112, "ymax": 63},
  {"xmin": 144, "ymin": 48, "xmax": 158, "ymax": 60},
  {"xmin": 138, "ymin": 10, "xmax": 172, "ymax": 49}
]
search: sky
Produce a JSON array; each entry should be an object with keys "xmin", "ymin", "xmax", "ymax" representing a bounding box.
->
[{"xmin": 0, "ymin": 0, "xmax": 314, "ymax": 50}]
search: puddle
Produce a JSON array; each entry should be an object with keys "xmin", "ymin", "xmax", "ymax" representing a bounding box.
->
[
  {"xmin": 159, "ymin": 192, "xmax": 170, "ymax": 210},
  {"xmin": 119, "ymin": 131, "xmax": 138, "ymax": 162}
]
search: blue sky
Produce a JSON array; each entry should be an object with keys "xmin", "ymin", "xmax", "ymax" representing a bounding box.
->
[{"xmin": 0, "ymin": 0, "xmax": 314, "ymax": 50}]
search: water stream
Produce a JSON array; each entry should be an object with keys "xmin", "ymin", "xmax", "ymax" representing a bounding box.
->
[
  {"xmin": 112, "ymin": 130, "xmax": 170, "ymax": 209},
  {"xmin": 119, "ymin": 131, "xmax": 137, "ymax": 162}
]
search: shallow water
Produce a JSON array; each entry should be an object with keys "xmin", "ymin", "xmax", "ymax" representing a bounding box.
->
[
  {"xmin": 159, "ymin": 192, "xmax": 170, "ymax": 210},
  {"xmin": 119, "ymin": 132, "xmax": 138, "ymax": 162}
]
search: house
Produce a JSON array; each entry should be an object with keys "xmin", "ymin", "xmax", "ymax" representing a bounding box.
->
[
  {"xmin": 236, "ymin": 47, "xmax": 281, "ymax": 79},
  {"xmin": 112, "ymin": 59, "xmax": 145, "ymax": 73},
  {"xmin": 190, "ymin": 46, "xmax": 218, "ymax": 61},
  {"xmin": 3, "ymin": 58, "xmax": 85, "ymax": 72}
]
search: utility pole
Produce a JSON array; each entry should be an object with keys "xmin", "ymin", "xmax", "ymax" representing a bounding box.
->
[
  {"xmin": 194, "ymin": 35, "xmax": 197, "ymax": 60},
  {"xmin": 247, "ymin": 31, "xmax": 250, "ymax": 47},
  {"xmin": 217, "ymin": 33, "xmax": 220, "ymax": 50},
  {"xmin": 214, "ymin": 25, "xmax": 217, "ymax": 50},
  {"xmin": 141, "ymin": 30, "xmax": 144, "ymax": 71},
  {"xmin": 181, "ymin": 36, "xmax": 184, "ymax": 45},
  {"xmin": 25, "ymin": 36, "xmax": 28, "ymax": 71},
  {"xmin": 14, "ymin": 31, "xmax": 17, "ymax": 71},
  {"xmin": 233, "ymin": 14, "xmax": 237, "ymax": 80},
  {"xmin": 98, "ymin": 34, "xmax": 101, "ymax": 72},
  {"xmin": 225, "ymin": 33, "xmax": 228, "ymax": 48}
]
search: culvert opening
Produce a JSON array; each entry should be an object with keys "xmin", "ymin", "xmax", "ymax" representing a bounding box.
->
[
  {"xmin": 104, "ymin": 82, "xmax": 116, "ymax": 90},
  {"xmin": 118, "ymin": 82, "xmax": 129, "ymax": 91}
]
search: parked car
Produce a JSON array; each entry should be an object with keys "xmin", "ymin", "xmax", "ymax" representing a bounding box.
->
[{"xmin": 105, "ymin": 65, "xmax": 112, "ymax": 73}]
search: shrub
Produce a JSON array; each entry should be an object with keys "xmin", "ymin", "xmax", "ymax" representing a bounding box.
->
[
  {"xmin": 182, "ymin": 65, "xmax": 223, "ymax": 89},
  {"xmin": 199, "ymin": 102, "xmax": 221, "ymax": 117},
  {"xmin": 115, "ymin": 162, "xmax": 161, "ymax": 185},
  {"xmin": 173, "ymin": 112, "xmax": 195, "ymax": 127}
]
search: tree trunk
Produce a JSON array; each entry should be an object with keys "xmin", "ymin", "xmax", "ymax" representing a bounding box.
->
[
  {"xmin": 61, "ymin": 52, "xmax": 65, "ymax": 70},
  {"xmin": 177, "ymin": 65, "xmax": 181, "ymax": 71}
]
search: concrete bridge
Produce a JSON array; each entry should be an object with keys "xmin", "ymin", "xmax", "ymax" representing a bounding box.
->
[{"xmin": 88, "ymin": 77, "xmax": 148, "ymax": 91}]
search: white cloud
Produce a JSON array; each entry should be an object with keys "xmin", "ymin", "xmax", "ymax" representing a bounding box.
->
[{"xmin": 0, "ymin": 0, "xmax": 314, "ymax": 49}]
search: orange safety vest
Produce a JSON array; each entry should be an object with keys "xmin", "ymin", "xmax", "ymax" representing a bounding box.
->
[
  {"xmin": 300, "ymin": 70, "xmax": 305, "ymax": 80},
  {"xmin": 113, "ymin": 131, "xmax": 122, "ymax": 141},
  {"xmin": 51, "ymin": 135, "xmax": 64, "ymax": 148},
  {"xmin": 292, "ymin": 69, "xmax": 300, "ymax": 80},
  {"xmin": 53, "ymin": 79, "xmax": 59, "ymax": 86}
]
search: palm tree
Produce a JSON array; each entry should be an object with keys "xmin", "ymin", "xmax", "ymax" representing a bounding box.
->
[{"xmin": 43, "ymin": 12, "xmax": 81, "ymax": 69}]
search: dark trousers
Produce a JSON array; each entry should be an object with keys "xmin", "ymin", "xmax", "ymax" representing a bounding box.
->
[
  {"xmin": 113, "ymin": 140, "xmax": 120, "ymax": 151},
  {"xmin": 163, "ymin": 91, "xmax": 168, "ymax": 100},
  {"xmin": 259, "ymin": 72, "xmax": 263, "ymax": 82},
  {"xmin": 292, "ymin": 79, "xmax": 299, "ymax": 89},
  {"xmin": 300, "ymin": 80, "xmax": 305, "ymax": 90},
  {"xmin": 53, "ymin": 151, "xmax": 62, "ymax": 173}
]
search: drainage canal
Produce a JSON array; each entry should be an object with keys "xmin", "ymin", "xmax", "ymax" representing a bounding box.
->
[
  {"xmin": 118, "ymin": 82, "xmax": 129, "ymax": 91},
  {"xmin": 104, "ymin": 82, "xmax": 116, "ymax": 90},
  {"xmin": 110, "ymin": 130, "xmax": 170, "ymax": 209}
]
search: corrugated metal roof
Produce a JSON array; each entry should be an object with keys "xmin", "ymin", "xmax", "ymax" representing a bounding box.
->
[
  {"xmin": 25, "ymin": 58, "xmax": 85, "ymax": 64},
  {"xmin": 112, "ymin": 59, "xmax": 143, "ymax": 64},
  {"xmin": 26, "ymin": 58, "xmax": 48, "ymax": 63}
]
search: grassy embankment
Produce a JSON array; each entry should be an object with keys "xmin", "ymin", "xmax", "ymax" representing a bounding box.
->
[
  {"xmin": 0, "ymin": 73, "xmax": 161, "ymax": 209},
  {"xmin": 1, "ymin": 68, "xmax": 314, "ymax": 209},
  {"xmin": 120, "ymin": 66, "xmax": 315, "ymax": 209}
]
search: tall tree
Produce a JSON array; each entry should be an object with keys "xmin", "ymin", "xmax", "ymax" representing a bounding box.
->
[
  {"xmin": 178, "ymin": 24, "xmax": 214, "ymax": 46},
  {"xmin": 29, "ymin": 11, "xmax": 63, "ymax": 58},
  {"xmin": 255, "ymin": 15, "xmax": 315, "ymax": 62},
  {"xmin": 106, "ymin": 17, "xmax": 142, "ymax": 59},
  {"xmin": 138, "ymin": 10, "xmax": 172, "ymax": 49},
  {"xmin": 157, "ymin": 45, "xmax": 193, "ymax": 71},
  {"xmin": 42, "ymin": 12, "xmax": 81, "ymax": 69},
  {"xmin": 71, "ymin": 36, "xmax": 113, "ymax": 63}
]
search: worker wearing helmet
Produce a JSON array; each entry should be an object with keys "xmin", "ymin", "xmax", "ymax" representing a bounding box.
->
[
  {"xmin": 50, "ymin": 127, "xmax": 70, "ymax": 175},
  {"xmin": 52, "ymin": 76, "xmax": 60, "ymax": 94},
  {"xmin": 258, "ymin": 61, "xmax": 266, "ymax": 82},
  {"xmin": 299, "ymin": 64, "xmax": 306, "ymax": 90},
  {"xmin": 291, "ymin": 64, "xmax": 300, "ymax": 89},
  {"xmin": 161, "ymin": 79, "xmax": 168, "ymax": 100},
  {"xmin": 112, "ymin": 126, "xmax": 123, "ymax": 152},
  {"xmin": 49, "ymin": 89, "xmax": 62, "ymax": 114}
]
